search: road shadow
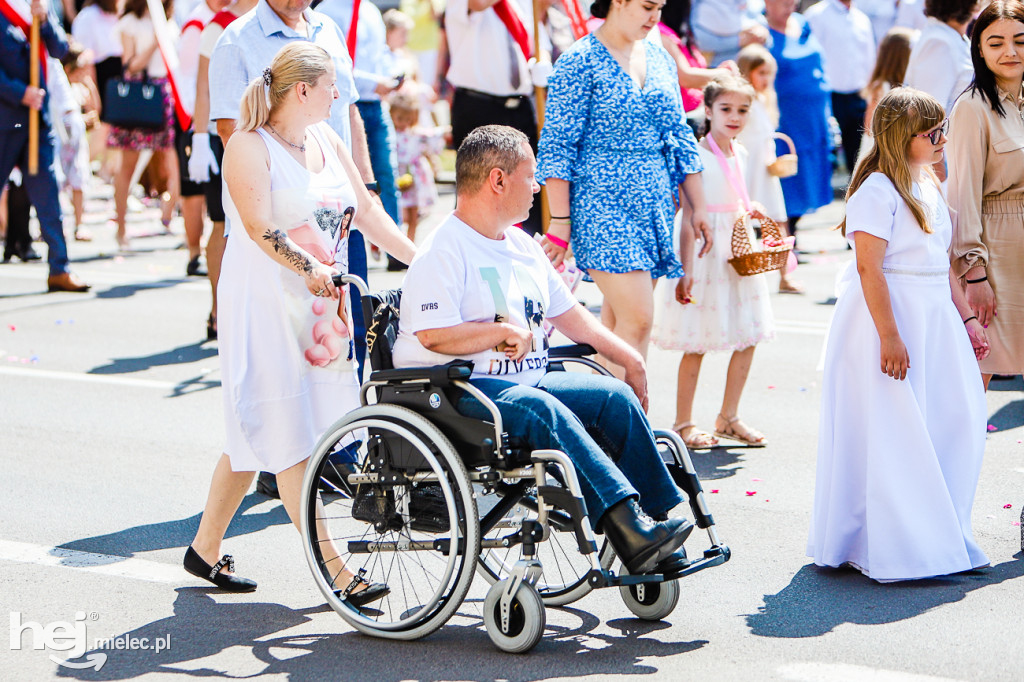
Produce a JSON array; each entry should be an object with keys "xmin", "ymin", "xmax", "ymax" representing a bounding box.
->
[
  {"xmin": 690, "ymin": 447, "xmax": 748, "ymax": 481},
  {"xmin": 988, "ymin": 399, "xmax": 1024, "ymax": 432},
  {"xmin": 94, "ymin": 278, "xmax": 190, "ymax": 300},
  {"xmin": 87, "ymin": 342, "xmax": 220, "ymax": 396},
  {"xmin": 988, "ymin": 376, "xmax": 1024, "ymax": 392},
  {"xmin": 746, "ymin": 558, "xmax": 1024, "ymax": 638},
  {"xmin": 58, "ymin": 493, "xmax": 288, "ymax": 559},
  {"xmin": 55, "ymin": 590, "xmax": 706, "ymax": 681}
]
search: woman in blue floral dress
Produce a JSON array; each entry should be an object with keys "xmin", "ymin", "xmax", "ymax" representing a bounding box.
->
[{"xmin": 538, "ymin": 0, "xmax": 710, "ymax": 364}]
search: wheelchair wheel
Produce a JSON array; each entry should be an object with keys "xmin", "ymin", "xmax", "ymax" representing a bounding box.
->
[
  {"xmin": 619, "ymin": 578, "xmax": 680, "ymax": 621},
  {"xmin": 476, "ymin": 489, "xmax": 615, "ymax": 606},
  {"xmin": 300, "ymin": 404, "xmax": 480, "ymax": 641},
  {"xmin": 483, "ymin": 579, "xmax": 546, "ymax": 653}
]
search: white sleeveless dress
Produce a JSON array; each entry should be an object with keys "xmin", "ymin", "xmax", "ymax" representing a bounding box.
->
[
  {"xmin": 808, "ymin": 173, "xmax": 989, "ymax": 581},
  {"xmin": 218, "ymin": 123, "xmax": 360, "ymax": 474}
]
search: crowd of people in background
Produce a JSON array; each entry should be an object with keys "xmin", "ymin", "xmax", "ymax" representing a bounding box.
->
[{"xmin": 3, "ymin": 0, "xmax": 1023, "ymax": 587}]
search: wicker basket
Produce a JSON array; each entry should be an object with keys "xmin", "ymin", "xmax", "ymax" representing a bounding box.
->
[
  {"xmin": 767, "ymin": 132, "xmax": 798, "ymax": 178},
  {"xmin": 728, "ymin": 213, "xmax": 792, "ymax": 276}
]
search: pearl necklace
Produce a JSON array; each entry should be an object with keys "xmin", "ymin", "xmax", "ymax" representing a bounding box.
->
[{"xmin": 267, "ymin": 123, "xmax": 306, "ymax": 152}]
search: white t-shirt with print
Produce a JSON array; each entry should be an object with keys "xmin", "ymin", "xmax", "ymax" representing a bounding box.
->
[{"xmin": 393, "ymin": 214, "xmax": 578, "ymax": 387}]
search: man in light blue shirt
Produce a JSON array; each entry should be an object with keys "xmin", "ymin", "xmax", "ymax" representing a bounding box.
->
[{"xmin": 317, "ymin": 0, "xmax": 403, "ymax": 270}]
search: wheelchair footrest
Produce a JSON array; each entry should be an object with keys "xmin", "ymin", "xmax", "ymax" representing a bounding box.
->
[{"xmin": 598, "ymin": 544, "xmax": 731, "ymax": 587}]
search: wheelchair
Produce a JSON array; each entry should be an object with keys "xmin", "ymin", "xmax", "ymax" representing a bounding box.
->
[{"xmin": 298, "ymin": 275, "xmax": 730, "ymax": 653}]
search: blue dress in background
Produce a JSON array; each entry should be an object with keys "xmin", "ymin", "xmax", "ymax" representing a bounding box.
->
[
  {"xmin": 762, "ymin": 14, "xmax": 833, "ymax": 218},
  {"xmin": 538, "ymin": 33, "xmax": 703, "ymax": 280}
]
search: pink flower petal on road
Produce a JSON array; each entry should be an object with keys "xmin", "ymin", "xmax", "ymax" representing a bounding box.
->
[
  {"xmin": 987, "ymin": 424, "xmax": 997, "ymax": 432},
  {"xmin": 767, "ymin": 385, "xmax": 776, "ymax": 389},
  {"xmin": 751, "ymin": 478, "xmax": 762, "ymax": 482},
  {"xmin": 1004, "ymin": 504, "xmax": 1013, "ymax": 509},
  {"xmin": 8, "ymin": 325, "xmax": 15, "ymax": 332},
  {"xmin": 709, "ymin": 489, "xmax": 719, "ymax": 494},
  {"xmin": 745, "ymin": 491, "xmax": 757, "ymax": 496}
]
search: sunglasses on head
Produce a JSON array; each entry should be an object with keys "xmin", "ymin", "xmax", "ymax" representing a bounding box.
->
[{"xmin": 912, "ymin": 119, "xmax": 949, "ymax": 145}]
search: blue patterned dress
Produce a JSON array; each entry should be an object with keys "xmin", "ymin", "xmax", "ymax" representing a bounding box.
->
[{"xmin": 538, "ymin": 33, "xmax": 703, "ymax": 280}]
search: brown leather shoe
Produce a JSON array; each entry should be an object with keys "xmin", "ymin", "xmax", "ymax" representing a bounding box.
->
[{"xmin": 47, "ymin": 272, "xmax": 91, "ymax": 293}]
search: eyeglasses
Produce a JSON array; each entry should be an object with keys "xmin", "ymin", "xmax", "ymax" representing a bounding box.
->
[{"xmin": 913, "ymin": 119, "xmax": 949, "ymax": 145}]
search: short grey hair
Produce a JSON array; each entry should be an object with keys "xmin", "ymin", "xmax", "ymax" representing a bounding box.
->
[{"xmin": 455, "ymin": 125, "xmax": 531, "ymax": 195}]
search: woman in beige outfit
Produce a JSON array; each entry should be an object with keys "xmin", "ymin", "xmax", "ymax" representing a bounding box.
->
[{"xmin": 947, "ymin": 0, "xmax": 1024, "ymax": 387}]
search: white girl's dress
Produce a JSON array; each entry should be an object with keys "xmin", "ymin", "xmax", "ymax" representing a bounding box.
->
[
  {"xmin": 652, "ymin": 144, "xmax": 775, "ymax": 353},
  {"xmin": 218, "ymin": 123, "xmax": 360, "ymax": 474},
  {"xmin": 737, "ymin": 98, "xmax": 787, "ymax": 221},
  {"xmin": 808, "ymin": 172, "xmax": 989, "ymax": 582}
]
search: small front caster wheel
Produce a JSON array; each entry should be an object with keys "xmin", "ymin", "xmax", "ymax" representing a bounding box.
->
[
  {"xmin": 620, "ymin": 578, "xmax": 680, "ymax": 621},
  {"xmin": 483, "ymin": 579, "xmax": 545, "ymax": 653}
]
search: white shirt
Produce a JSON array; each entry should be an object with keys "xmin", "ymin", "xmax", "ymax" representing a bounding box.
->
[
  {"xmin": 177, "ymin": 1, "xmax": 217, "ymax": 113},
  {"xmin": 444, "ymin": 0, "xmax": 547, "ymax": 96},
  {"xmin": 318, "ymin": 0, "xmax": 395, "ymax": 101},
  {"xmin": 393, "ymin": 214, "xmax": 577, "ymax": 387},
  {"xmin": 904, "ymin": 18, "xmax": 973, "ymax": 114},
  {"xmin": 71, "ymin": 5, "xmax": 123, "ymax": 62},
  {"xmin": 805, "ymin": 0, "xmax": 876, "ymax": 94},
  {"xmin": 855, "ymin": 0, "xmax": 896, "ymax": 44},
  {"xmin": 117, "ymin": 13, "xmax": 178, "ymax": 78},
  {"xmin": 894, "ymin": 0, "xmax": 927, "ymax": 32}
]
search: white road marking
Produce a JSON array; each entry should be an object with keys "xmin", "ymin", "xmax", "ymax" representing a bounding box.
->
[
  {"xmin": 0, "ymin": 539, "xmax": 182, "ymax": 584},
  {"xmin": 0, "ymin": 366, "xmax": 183, "ymax": 390},
  {"xmin": 778, "ymin": 662, "xmax": 967, "ymax": 682}
]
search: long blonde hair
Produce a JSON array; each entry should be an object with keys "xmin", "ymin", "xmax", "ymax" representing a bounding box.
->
[
  {"xmin": 840, "ymin": 87, "xmax": 944, "ymax": 236},
  {"xmin": 238, "ymin": 43, "xmax": 333, "ymax": 132}
]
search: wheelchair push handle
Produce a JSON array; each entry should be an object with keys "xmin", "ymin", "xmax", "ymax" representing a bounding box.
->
[{"xmin": 332, "ymin": 273, "xmax": 370, "ymax": 297}]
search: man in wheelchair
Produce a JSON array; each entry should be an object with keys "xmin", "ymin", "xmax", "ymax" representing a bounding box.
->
[{"xmin": 391, "ymin": 125, "xmax": 692, "ymax": 575}]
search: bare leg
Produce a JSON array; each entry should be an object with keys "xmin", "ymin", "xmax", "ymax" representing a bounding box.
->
[
  {"xmin": 72, "ymin": 189, "xmax": 84, "ymax": 232},
  {"xmin": 403, "ymin": 206, "xmax": 419, "ymax": 244},
  {"xmin": 673, "ymin": 352, "xmax": 718, "ymax": 446},
  {"xmin": 114, "ymin": 149, "xmax": 140, "ymax": 248},
  {"xmin": 159, "ymin": 149, "xmax": 180, "ymax": 229},
  {"xmin": 206, "ymin": 221, "xmax": 226, "ymax": 328},
  {"xmin": 275, "ymin": 459, "xmax": 361, "ymax": 591},
  {"xmin": 182, "ymin": 195, "xmax": 205, "ymax": 261},
  {"xmin": 776, "ymin": 220, "xmax": 802, "ymax": 293},
  {"xmin": 588, "ymin": 270, "xmax": 656, "ymax": 376},
  {"xmin": 983, "ymin": 373, "xmax": 992, "ymax": 391},
  {"xmin": 714, "ymin": 345, "xmax": 766, "ymax": 444},
  {"xmin": 190, "ymin": 454, "xmax": 256, "ymax": 569}
]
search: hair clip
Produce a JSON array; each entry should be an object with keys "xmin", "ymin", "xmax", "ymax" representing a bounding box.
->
[{"xmin": 262, "ymin": 68, "xmax": 272, "ymax": 86}]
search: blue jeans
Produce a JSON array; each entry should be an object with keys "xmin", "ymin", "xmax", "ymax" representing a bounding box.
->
[
  {"xmin": 0, "ymin": 126, "xmax": 69, "ymax": 276},
  {"xmin": 348, "ymin": 229, "xmax": 368, "ymax": 375},
  {"xmin": 457, "ymin": 373, "xmax": 686, "ymax": 527},
  {"xmin": 355, "ymin": 100, "xmax": 399, "ymax": 223}
]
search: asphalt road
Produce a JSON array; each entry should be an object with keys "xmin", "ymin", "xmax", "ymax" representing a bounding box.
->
[{"xmin": 1, "ymin": 183, "xmax": 1022, "ymax": 681}]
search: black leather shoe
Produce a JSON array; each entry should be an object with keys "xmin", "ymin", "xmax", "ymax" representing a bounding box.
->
[
  {"xmin": 256, "ymin": 472, "xmax": 279, "ymax": 499},
  {"xmin": 183, "ymin": 546, "xmax": 257, "ymax": 592},
  {"xmin": 186, "ymin": 256, "xmax": 207, "ymax": 277},
  {"xmin": 654, "ymin": 547, "xmax": 690, "ymax": 575},
  {"xmin": 600, "ymin": 498, "xmax": 693, "ymax": 574},
  {"xmin": 334, "ymin": 571, "xmax": 390, "ymax": 607}
]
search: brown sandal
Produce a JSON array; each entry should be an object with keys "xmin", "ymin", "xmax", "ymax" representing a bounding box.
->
[
  {"xmin": 674, "ymin": 422, "xmax": 719, "ymax": 450},
  {"xmin": 714, "ymin": 415, "xmax": 767, "ymax": 447}
]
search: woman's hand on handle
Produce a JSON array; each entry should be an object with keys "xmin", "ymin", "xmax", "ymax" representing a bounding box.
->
[
  {"xmin": 879, "ymin": 334, "xmax": 910, "ymax": 381},
  {"xmin": 304, "ymin": 263, "xmax": 341, "ymax": 299},
  {"xmin": 542, "ymin": 237, "xmax": 567, "ymax": 268}
]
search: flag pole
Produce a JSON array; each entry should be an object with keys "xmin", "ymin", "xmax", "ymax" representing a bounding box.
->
[
  {"xmin": 532, "ymin": 0, "xmax": 549, "ymax": 232},
  {"xmin": 28, "ymin": 14, "xmax": 40, "ymax": 175}
]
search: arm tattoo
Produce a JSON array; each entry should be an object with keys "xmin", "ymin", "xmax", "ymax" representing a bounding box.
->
[{"xmin": 262, "ymin": 229, "xmax": 314, "ymax": 276}]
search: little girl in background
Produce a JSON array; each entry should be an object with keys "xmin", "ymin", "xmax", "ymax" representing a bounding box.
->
[
  {"xmin": 388, "ymin": 92, "xmax": 448, "ymax": 245},
  {"xmin": 809, "ymin": 87, "xmax": 989, "ymax": 582},
  {"xmin": 55, "ymin": 47, "xmax": 98, "ymax": 242},
  {"xmin": 652, "ymin": 75, "xmax": 775, "ymax": 450},
  {"xmin": 736, "ymin": 44, "xmax": 800, "ymax": 295},
  {"xmin": 859, "ymin": 28, "xmax": 913, "ymax": 159}
]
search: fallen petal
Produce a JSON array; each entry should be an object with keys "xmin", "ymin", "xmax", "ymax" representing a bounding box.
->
[
  {"xmin": 987, "ymin": 424, "xmax": 997, "ymax": 432},
  {"xmin": 710, "ymin": 489, "xmax": 719, "ymax": 494},
  {"xmin": 745, "ymin": 491, "xmax": 757, "ymax": 496},
  {"xmin": 1004, "ymin": 504, "xmax": 1013, "ymax": 509}
]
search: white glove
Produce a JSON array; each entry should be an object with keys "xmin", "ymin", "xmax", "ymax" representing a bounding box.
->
[
  {"xmin": 529, "ymin": 58, "xmax": 552, "ymax": 88},
  {"xmin": 188, "ymin": 132, "xmax": 219, "ymax": 183}
]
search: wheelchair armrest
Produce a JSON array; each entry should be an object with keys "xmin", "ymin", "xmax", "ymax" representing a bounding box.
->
[
  {"xmin": 548, "ymin": 343, "xmax": 597, "ymax": 359},
  {"xmin": 369, "ymin": 360, "xmax": 473, "ymax": 387}
]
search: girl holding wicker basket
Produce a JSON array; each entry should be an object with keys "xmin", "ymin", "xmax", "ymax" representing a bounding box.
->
[{"xmin": 652, "ymin": 75, "xmax": 777, "ymax": 450}]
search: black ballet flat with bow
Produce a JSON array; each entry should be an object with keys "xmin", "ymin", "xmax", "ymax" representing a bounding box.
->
[
  {"xmin": 183, "ymin": 546, "xmax": 258, "ymax": 592},
  {"xmin": 334, "ymin": 569, "xmax": 390, "ymax": 607}
]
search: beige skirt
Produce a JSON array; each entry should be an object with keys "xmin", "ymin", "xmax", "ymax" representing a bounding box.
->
[{"xmin": 979, "ymin": 194, "xmax": 1024, "ymax": 374}]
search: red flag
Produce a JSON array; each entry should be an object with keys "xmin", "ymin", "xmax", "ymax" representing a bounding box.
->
[{"xmin": 560, "ymin": 0, "xmax": 588, "ymax": 39}]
